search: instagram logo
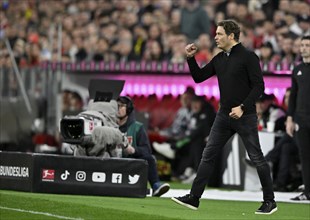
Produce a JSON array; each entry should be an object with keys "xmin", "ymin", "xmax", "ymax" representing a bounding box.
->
[{"xmin": 75, "ymin": 171, "xmax": 86, "ymax": 182}]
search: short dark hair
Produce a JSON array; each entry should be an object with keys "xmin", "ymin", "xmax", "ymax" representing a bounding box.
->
[
  {"xmin": 184, "ymin": 86, "xmax": 196, "ymax": 96},
  {"xmin": 301, "ymin": 35, "xmax": 310, "ymax": 41},
  {"xmin": 257, "ymin": 93, "xmax": 274, "ymax": 103},
  {"xmin": 117, "ymin": 96, "xmax": 134, "ymax": 115},
  {"xmin": 217, "ymin": 20, "xmax": 240, "ymax": 42},
  {"xmin": 71, "ymin": 91, "xmax": 83, "ymax": 104}
]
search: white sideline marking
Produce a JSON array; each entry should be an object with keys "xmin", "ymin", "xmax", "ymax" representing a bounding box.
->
[{"xmin": 0, "ymin": 206, "xmax": 84, "ymax": 220}]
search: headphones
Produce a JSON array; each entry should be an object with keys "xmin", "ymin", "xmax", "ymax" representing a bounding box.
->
[{"xmin": 118, "ymin": 96, "xmax": 134, "ymax": 115}]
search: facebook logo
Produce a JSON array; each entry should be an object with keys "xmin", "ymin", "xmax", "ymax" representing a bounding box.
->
[
  {"xmin": 112, "ymin": 173, "xmax": 122, "ymax": 184},
  {"xmin": 92, "ymin": 172, "xmax": 106, "ymax": 183}
]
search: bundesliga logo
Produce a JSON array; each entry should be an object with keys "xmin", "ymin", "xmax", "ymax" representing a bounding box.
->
[{"xmin": 42, "ymin": 169, "xmax": 55, "ymax": 182}]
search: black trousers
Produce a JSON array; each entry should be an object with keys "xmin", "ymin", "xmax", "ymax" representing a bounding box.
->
[
  {"xmin": 136, "ymin": 153, "xmax": 160, "ymax": 188},
  {"xmin": 190, "ymin": 111, "xmax": 275, "ymax": 201},
  {"xmin": 295, "ymin": 119, "xmax": 310, "ymax": 195}
]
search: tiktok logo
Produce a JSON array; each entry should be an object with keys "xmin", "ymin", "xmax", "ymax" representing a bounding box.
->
[
  {"xmin": 61, "ymin": 170, "xmax": 70, "ymax": 180},
  {"xmin": 111, "ymin": 173, "xmax": 122, "ymax": 184}
]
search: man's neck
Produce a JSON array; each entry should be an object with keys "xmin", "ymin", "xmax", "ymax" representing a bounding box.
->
[
  {"xmin": 118, "ymin": 116, "xmax": 128, "ymax": 126},
  {"xmin": 303, "ymin": 57, "xmax": 310, "ymax": 63},
  {"xmin": 224, "ymin": 42, "xmax": 238, "ymax": 52}
]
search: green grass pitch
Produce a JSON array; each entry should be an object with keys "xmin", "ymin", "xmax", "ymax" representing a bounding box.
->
[{"xmin": 1, "ymin": 189, "xmax": 309, "ymax": 220}]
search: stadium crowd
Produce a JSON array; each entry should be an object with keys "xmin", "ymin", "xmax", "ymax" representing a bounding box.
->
[{"xmin": 0, "ymin": 0, "xmax": 309, "ymax": 68}]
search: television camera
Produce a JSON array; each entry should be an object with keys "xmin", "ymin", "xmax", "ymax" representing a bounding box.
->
[{"xmin": 60, "ymin": 80, "xmax": 128, "ymax": 158}]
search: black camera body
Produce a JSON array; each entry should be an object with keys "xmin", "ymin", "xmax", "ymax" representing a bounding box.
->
[{"xmin": 60, "ymin": 114, "xmax": 103, "ymax": 145}]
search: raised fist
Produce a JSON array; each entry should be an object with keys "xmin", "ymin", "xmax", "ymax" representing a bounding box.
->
[{"xmin": 185, "ymin": 43, "xmax": 198, "ymax": 58}]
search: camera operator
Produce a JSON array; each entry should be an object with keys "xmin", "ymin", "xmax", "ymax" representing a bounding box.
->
[{"xmin": 117, "ymin": 96, "xmax": 170, "ymax": 197}]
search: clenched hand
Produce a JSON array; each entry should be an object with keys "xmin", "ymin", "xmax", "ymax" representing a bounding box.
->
[
  {"xmin": 185, "ymin": 43, "xmax": 198, "ymax": 58},
  {"xmin": 229, "ymin": 105, "xmax": 244, "ymax": 119}
]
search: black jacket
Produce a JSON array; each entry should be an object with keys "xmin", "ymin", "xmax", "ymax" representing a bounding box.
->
[
  {"xmin": 287, "ymin": 62, "xmax": 310, "ymax": 125},
  {"xmin": 187, "ymin": 43, "xmax": 264, "ymax": 114},
  {"xmin": 188, "ymin": 101, "xmax": 216, "ymax": 141}
]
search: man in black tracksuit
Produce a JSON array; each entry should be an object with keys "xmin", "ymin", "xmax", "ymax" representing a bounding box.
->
[
  {"xmin": 286, "ymin": 35, "xmax": 310, "ymax": 201},
  {"xmin": 171, "ymin": 20, "xmax": 277, "ymax": 215}
]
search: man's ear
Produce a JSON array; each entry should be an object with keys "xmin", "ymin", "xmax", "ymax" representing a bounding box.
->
[{"xmin": 229, "ymin": 33, "xmax": 235, "ymax": 41}]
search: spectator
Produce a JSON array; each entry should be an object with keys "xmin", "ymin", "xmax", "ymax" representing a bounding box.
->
[
  {"xmin": 235, "ymin": 3, "xmax": 252, "ymax": 25},
  {"xmin": 256, "ymin": 93, "xmax": 286, "ymax": 133},
  {"xmin": 61, "ymin": 90, "xmax": 84, "ymax": 116},
  {"xmin": 261, "ymin": 20, "xmax": 279, "ymax": 52},
  {"xmin": 62, "ymin": 89, "xmax": 72, "ymax": 113},
  {"xmin": 112, "ymin": 28, "xmax": 135, "ymax": 62},
  {"xmin": 170, "ymin": 9, "xmax": 181, "ymax": 34},
  {"xmin": 292, "ymin": 37, "xmax": 302, "ymax": 62},
  {"xmin": 295, "ymin": 15, "xmax": 310, "ymax": 36},
  {"xmin": 180, "ymin": 0, "xmax": 211, "ymax": 41},
  {"xmin": 28, "ymin": 43, "xmax": 41, "ymax": 66},
  {"xmin": 12, "ymin": 38, "xmax": 27, "ymax": 66},
  {"xmin": 225, "ymin": 1, "xmax": 238, "ymax": 20},
  {"xmin": 150, "ymin": 86, "xmax": 195, "ymax": 147},
  {"xmin": 153, "ymin": 95, "xmax": 216, "ymax": 182},
  {"xmin": 74, "ymin": 37, "xmax": 88, "ymax": 62},
  {"xmin": 257, "ymin": 42, "xmax": 280, "ymax": 63},
  {"xmin": 132, "ymin": 25, "xmax": 147, "ymax": 60},
  {"xmin": 279, "ymin": 34, "xmax": 295, "ymax": 63},
  {"xmin": 170, "ymin": 34, "xmax": 188, "ymax": 63},
  {"xmin": 143, "ymin": 40, "xmax": 164, "ymax": 61},
  {"xmin": 194, "ymin": 33, "xmax": 212, "ymax": 64},
  {"xmin": 176, "ymin": 95, "xmax": 216, "ymax": 184},
  {"xmin": 148, "ymin": 23, "xmax": 162, "ymax": 42},
  {"xmin": 39, "ymin": 35, "xmax": 52, "ymax": 61},
  {"xmin": 117, "ymin": 96, "xmax": 170, "ymax": 197},
  {"xmin": 281, "ymin": 87, "xmax": 291, "ymax": 111},
  {"xmin": 92, "ymin": 38, "xmax": 109, "ymax": 62},
  {"xmin": 117, "ymin": 40, "xmax": 135, "ymax": 62},
  {"xmin": 69, "ymin": 91, "xmax": 84, "ymax": 112}
]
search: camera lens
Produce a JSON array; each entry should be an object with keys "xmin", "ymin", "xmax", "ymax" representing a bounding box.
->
[
  {"xmin": 67, "ymin": 123, "xmax": 83, "ymax": 138},
  {"xmin": 61, "ymin": 119, "xmax": 84, "ymax": 141}
]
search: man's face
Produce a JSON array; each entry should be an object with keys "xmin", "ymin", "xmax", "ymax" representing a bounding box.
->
[
  {"xmin": 180, "ymin": 93, "xmax": 192, "ymax": 108},
  {"xmin": 300, "ymin": 39, "xmax": 310, "ymax": 59},
  {"xmin": 215, "ymin": 26, "xmax": 233, "ymax": 51},
  {"xmin": 191, "ymin": 100, "xmax": 202, "ymax": 114},
  {"xmin": 117, "ymin": 102, "xmax": 127, "ymax": 119}
]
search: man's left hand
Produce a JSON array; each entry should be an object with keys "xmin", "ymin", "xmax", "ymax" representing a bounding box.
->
[
  {"xmin": 124, "ymin": 145, "xmax": 135, "ymax": 154},
  {"xmin": 229, "ymin": 106, "xmax": 244, "ymax": 119}
]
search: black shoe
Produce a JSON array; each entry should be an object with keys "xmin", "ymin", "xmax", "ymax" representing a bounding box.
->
[
  {"xmin": 152, "ymin": 183, "xmax": 170, "ymax": 197},
  {"xmin": 291, "ymin": 193, "xmax": 310, "ymax": 201},
  {"xmin": 255, "ymin": 201, "xmax": 277, "ymax": 215},
  {"xmin": 171, "ymin": 194, "xmax": 199, "ymax": 210}
]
